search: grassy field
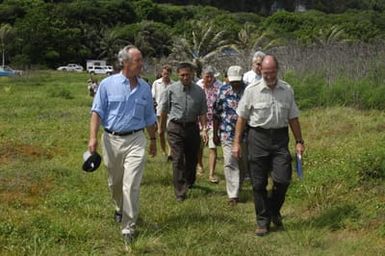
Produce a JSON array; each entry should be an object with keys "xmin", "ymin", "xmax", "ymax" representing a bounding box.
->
[{"xmin": 1, "ymin": 71, "xmax": 385, "ymax": 255}]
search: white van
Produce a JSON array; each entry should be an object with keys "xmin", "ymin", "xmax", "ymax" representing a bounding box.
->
[
  {"xmin": 86, "ymin": 60, "xmax": 106, "ymax": 71},
  {"xmin": 88, "ymin": 66, "xmax": 113, "ymax": 75}
]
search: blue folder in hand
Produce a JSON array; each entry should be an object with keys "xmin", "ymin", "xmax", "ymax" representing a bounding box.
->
[{"xmin": 296, "ymin": 154, "xmax": 303, "ymax": 179}]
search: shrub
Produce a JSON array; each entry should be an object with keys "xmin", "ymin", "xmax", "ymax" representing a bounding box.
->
[{"xmin": 352, "ymin": 150, "xmax": 385, "ymax": 182}]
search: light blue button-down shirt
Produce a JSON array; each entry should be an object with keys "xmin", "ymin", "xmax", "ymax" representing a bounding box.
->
[{"xmin": 91, "ymin": 73, "xmax": 156, "ymax": 132}]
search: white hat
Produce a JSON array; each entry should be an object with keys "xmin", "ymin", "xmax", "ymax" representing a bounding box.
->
[{"xmin": 227, "ymin": 66, "xmax": 243, "ymax": 82}]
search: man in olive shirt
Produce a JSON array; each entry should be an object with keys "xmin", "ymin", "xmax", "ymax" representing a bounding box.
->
[
  {"xmin": 233, "ymin": 55, "xmax": 305, "ymax": 236},
  {"xmin": 159, "ymin": 62, "xmax": 208, "ymax": 201}
]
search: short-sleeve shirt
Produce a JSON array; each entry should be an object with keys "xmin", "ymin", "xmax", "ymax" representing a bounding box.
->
[
  {"xmin": 159, "ymin": 81, "xmax": 208, "ymax": 123},
  {"xmin": 91, "ymin": 73, "xmax": 156, "ymax": 132},
  {"xmin": 237, "ymin": 79, "xmax": 299, "ymax": 129},
  {"xmin": 213, "ymin": 83, "xmax": 245, "ymax": 142},
  {"xmin": 151, "ymin": 78, "xmax": 174, "ymax": 116},
  {"xmin": 196, "ymin": 79, "xmax": 222, "ymax": 129},
  {"xmin": 243, "ymin": 70, "xmax": 262, "ymax": 86}
]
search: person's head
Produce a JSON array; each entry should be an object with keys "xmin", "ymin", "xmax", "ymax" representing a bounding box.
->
[
  {"xmin": 261, "ymin": 55, "xmax": 279, "ymax": 88},
  {"xmin": 176, "ymin": 62, "xmax": 195, "ymax": 86},
  {"xmin": 118, "ymin": 45, "xmax": 143, "ymax": 77},
  {"xmin": 160, "ymin": 64, "xmax": 172, "ymax": 82},
  {"xmin": 227, "ymin": 65, "xmax": 243, "ymax": 88},
  {"xmin": 251, "ymin": 51, "xmax": 266, "ymax": 75},
  {"xmin": 201, "ymin": 66, "xmax": 215, "ymax": 87}
]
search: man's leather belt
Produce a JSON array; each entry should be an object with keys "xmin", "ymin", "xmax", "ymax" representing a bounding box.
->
[
  {"xmin": 171, "ymin": 120, "xmax": 197, "ymax": 127},
  {"xmin": 104, "ymin": 128, "xmax": 144, "ymax": 136},
  {"xmin": 252, "ymin": 126, "xmax": 288, "ymax": 133}
]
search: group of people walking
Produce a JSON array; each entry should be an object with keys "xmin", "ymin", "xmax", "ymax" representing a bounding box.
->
[{"xmin": 87, "ymin": 45, "xmax": 305, "ymax": 244}]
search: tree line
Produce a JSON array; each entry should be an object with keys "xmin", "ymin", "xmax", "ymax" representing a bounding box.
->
[
  {"xmin": 154, "ymin": 0, "xmax": 385, "ymax": 14},
  {"xmin": 1, "ymin": 0, "xmax": 385, "ymax": 70}
]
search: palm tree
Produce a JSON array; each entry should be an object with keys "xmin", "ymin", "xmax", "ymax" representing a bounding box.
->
[
  {"xmin": 313, "ymin": 25, "xmax": 351, "ymax": 46},
  {"xmin": 98, "ymin": 28, "xmax": 131, "ymax": 64},
  {"xmin": 0, "ymin": 24, "xmax": 13, "ymax": 67},
  {"xmin": 234, "ymin": 23, "xmax": 281, "ymax": 61},
  {"xmin": 170, "ymin": 21, "xmax": 234, "ymax": 77}
]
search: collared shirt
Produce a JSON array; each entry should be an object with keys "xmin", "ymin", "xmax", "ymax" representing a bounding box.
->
[
  {"xmin": 160, "ymin": 81, "xmax": 207, "ymax": 123},
  {"xmin": 213, "ymin": 83, "xmax": 245, "ymax": 142},
  {"xmin": 91, "ymin": 73, "xmax": 156, "ymax": 132},
  {"xmin": 243, "ymin": 70, "xmax": 262, "ymax": 86},
  {"xmin": 196, "ymin": 79, "xmax": 222, "ymax": 129},
  {"xmin": 152, "ymin": 77, "xmax": 174, "ymax": 116},
  {"xmin": 237, "ymin": 79, "xmax": 299, "ymax": 129}
]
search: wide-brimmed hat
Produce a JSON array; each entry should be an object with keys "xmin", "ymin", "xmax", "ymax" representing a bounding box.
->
[{"xmin": 82, "ymin": 151, "xmax": 101, "ymax": 172}]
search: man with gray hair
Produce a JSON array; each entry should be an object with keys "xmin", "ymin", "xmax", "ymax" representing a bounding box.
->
[
  {"xmin": 88, "ymin": 45, "xmax": 157, "ymax": 244},
  {"xmin": 243, "ymin": 51, "xmax": 266, "ymax": 86}
]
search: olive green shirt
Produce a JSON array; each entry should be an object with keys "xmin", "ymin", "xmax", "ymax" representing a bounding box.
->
[
  {"xmin": 237, "ymin": 79, "xmax": 299, "ymax": 129},
  {"xmin": 160, "ymin": 81, "xmax": 207, "ymax": 123}
]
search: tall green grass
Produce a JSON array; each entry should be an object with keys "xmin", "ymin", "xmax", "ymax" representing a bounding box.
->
[
  {"xmin": 1, "ymin": 71, "xmax": 385, "ymax": 255},
  {"xmin": 284, "ymin": 69, "xmax": 385, "ymax": 110}
]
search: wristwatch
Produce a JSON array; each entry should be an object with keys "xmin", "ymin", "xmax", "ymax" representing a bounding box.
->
[{"xmin": 296, "ymin": 139, "xmax": 304, "ymax": 145}]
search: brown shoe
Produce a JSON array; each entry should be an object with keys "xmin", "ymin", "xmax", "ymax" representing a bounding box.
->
[
  {"xmin": 255, "ymin": 226, "xmax": 269, "ymax": 237},
  {"xmin": 228, "ymin": 198, "xmax": 239, "ymax": 206}
]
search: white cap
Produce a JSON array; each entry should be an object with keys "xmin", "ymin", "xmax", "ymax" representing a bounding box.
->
[{"xmin": 227, "ymin": 66, "xmax": 243, "ymax": 82}]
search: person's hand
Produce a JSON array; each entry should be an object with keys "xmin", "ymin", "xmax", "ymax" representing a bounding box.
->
[
  {"xmin": 232, "ymin": 142, "xmax": 241, "ymax": 159},
  {"xmin": 200, "ymin": 129, "xmax": 208, "ymax": 145},
  {"xmin": 149, "ymin": 139, "xmax": 157, "ymax": 157},
  {"xmin": 88, "ymin": 138, "xmax": 98, "ymax": 153},
  {"xmin": 296, "ymin": 143, "xmax": 305, "ymax": 156}
]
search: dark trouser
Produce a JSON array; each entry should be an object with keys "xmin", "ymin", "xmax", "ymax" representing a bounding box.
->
[
  {"xmin": 167, "ymin": 121, "xmax": 200, "ymax": 198},
  {"xmin": 248, "ymin": 127, "xmax": 292, "ymax": 228}
]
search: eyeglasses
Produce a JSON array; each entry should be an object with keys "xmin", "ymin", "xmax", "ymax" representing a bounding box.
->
[{"xmin": 256, "ymin": 63, "xmax": 262, "ymax": 66}]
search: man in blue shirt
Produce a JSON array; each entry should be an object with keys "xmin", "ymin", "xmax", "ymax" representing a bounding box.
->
[{"xmin": 88, "ymin": 45, "xmax": 157, "ymax": 244}]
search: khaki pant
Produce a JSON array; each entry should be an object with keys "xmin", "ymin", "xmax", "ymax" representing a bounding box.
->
[
  {"xmin": 222, "ymin": 142, "xmax": 247, "ymax": 199},
  {"xmin": 102, "ymin": 131, "xmax": 146, "ymax": 235}
]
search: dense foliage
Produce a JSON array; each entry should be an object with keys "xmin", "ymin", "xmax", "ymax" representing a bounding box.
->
[
  {"xmin": 1, "ymin": 0, "xmax": 385, "ymax": 69},
  {"xmin": 154, "ymin": 0, "xmax": 385, "ymax": 14}
]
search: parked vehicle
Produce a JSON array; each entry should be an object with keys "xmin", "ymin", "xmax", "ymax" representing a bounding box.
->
[
  {"xmin": 0, "ymin": 66, "xmax": 23, "ymax": 76},
  {"xmin": 86, "ymin": 60, "xmax": 106, "ymax": 72},
  {"xmin": 57, "ymin": 63, "xmax": 83, "ymax": 72},
  {"xmin": 88, "ymin": 65, "xmax": 112, "ymax": 75},
  {"xmin": 104, "ymin": 65, "xmax": 113, "ymax": 73}
]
